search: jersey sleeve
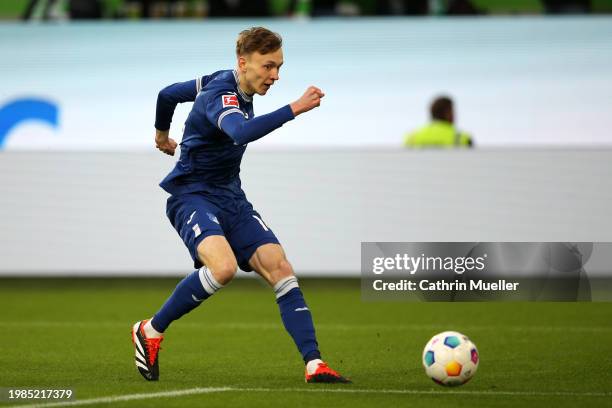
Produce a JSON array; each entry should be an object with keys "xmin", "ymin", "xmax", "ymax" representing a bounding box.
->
[
  {"xmin": 205, "ymin": 90, "xmax": 245, "ymax": 132},
  {"xmin": 155, "ymin": 74, "xmax": 216, "ymax": 131},
  {"xmin": 205, "ymin": 89, "xmax": 295, "ymax": 145},
  {"xmin": 220, "ymin": 106, "xmax": 294, "ymax": 145}
]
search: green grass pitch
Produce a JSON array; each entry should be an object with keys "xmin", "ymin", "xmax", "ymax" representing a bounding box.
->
[{"xmin": 1, "ymin": 278, "xmax": 611, "ymax": 407}]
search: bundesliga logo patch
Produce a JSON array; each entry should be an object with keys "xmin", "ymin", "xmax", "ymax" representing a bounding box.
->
[{"xmin": 222, "ymin": 94, "xmax": 239, "ymax": 108}]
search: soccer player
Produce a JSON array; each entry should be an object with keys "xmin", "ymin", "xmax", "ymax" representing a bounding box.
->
[{"xmin": 132, "ymin": 27, "xmax": 350, "ymax": 384}]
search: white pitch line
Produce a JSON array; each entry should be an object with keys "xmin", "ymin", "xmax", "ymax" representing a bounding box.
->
[
  {"xmin": 7, "ymin": 386, "xmax": 612, "ymax": 408},
  {"xmin": 4, "ymin": 387, "xmax": 233, "ymax": 408},
  {"xmin": 1, "ymin": 321, "xmax": 612, "ymax": 332}
]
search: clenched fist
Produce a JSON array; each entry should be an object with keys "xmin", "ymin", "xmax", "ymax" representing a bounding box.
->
[{"xmin": 290, "ymin": 86, "xmax": 325, "ymax": 116}]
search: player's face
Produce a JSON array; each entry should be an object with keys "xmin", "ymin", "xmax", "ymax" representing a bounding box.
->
[{"xmin": 241, "ymin": 49, "xmax": 284, "ymax": 96}]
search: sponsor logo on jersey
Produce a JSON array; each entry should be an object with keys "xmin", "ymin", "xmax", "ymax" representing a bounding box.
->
[{"xmin": 222, "ymin": 94, "xmax": 239, "ymax": 108}]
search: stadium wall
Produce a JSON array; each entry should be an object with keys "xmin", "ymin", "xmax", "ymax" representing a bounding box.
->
[{"xmin": 1, "ymin": 150, "xmax": 611, "ymax": 276}]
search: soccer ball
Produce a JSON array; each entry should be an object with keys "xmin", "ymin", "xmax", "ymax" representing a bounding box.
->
[{"xmin": 422, "ymin": 331, "xmax": 479, "ymax": 386}]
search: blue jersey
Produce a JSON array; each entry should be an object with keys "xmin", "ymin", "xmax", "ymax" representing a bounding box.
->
[{"xmin": 156, "ymin": 69, "xmax": 294, "ymax": 195}]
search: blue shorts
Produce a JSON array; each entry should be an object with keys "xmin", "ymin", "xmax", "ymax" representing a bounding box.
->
[{"xmin": 165, "ymin": 183, "xmax": 279, "ymax": 272}]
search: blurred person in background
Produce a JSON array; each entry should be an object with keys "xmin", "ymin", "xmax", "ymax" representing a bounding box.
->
[{"xmin": 404, "ymin": 96, "xmax": 473, "ymax": 148}]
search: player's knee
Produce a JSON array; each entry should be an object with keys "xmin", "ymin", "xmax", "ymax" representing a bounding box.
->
[
  {"xmin": 275, "ymin": 259, "xmax": 294, "ymax": 281},
  {"xmin": 210, "ymin": 260, "xmax": 238, "ymax": 285}
]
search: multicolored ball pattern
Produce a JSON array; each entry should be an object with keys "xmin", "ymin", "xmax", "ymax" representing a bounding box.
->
[{"xmin": 422, "ymin": 331, "xmax": 479, "ymax": 386}]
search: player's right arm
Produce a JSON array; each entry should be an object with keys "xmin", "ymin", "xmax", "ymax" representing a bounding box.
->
[{"xmin": 154, "ymin": 74, "xmax": 218, "ymax": 155}]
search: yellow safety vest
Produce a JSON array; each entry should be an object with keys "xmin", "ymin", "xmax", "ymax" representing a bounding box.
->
[{"xmin": 404, "ymin": 121, "xmax": 473, "ymax": 148}]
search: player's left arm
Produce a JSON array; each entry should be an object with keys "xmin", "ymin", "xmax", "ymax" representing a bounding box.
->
[
  {"xmin": 220, "ymin": 105, "xmax": 295, "ymax": 145},
  {"xmin": 217, "ymin": 86, "xmax": 325, "ymax": 145}
]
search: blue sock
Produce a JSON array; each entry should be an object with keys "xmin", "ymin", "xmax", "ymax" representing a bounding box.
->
[
  {"xmin": 275, "ymin": 277, "xmax": 321, "ymax": 363},
  {"xmin": 151, "ymin": 267, "xmax": 222, "ymax": 333}
]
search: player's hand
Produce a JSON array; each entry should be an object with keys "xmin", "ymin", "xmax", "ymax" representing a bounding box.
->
[
  {"xmin": 155, "ymin": 129, "xmax": 177, "ymax": 156},
  {"xmin": 290, "ymin": 86, "xmax": 325, "ymax": 116}
]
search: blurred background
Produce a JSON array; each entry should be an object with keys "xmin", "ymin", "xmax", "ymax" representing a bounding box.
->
[
  {"xmin": 4, "ymin": 0, "xmax": 612, "ymax": 20},
  {"xmin": 1, "ymin": 0, "xmax": 611, "ymax": 277}
]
